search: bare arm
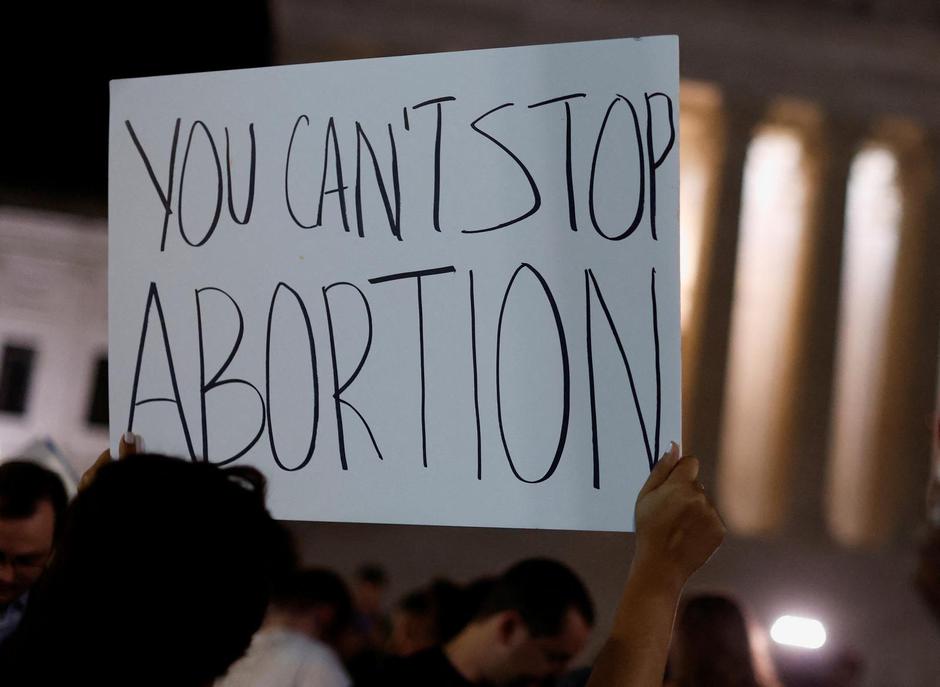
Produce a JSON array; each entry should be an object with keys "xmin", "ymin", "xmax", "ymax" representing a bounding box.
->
[{"xmin": 586, "ymin": 443, "xmax": 725, "ymax": 687}]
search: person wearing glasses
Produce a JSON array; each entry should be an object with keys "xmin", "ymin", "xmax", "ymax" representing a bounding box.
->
[{"xmin": 0, "ymin": 460, "xmax": 68, "ymax": 646}]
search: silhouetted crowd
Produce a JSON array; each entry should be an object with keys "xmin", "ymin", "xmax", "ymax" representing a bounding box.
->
[{"xmin": 0, "ymin": 435, "xmax": 869, "ymax": 686}]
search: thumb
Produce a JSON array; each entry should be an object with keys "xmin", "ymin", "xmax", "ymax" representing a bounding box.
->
[
  {"xmin": 638, "ymin": 441, "xmax": 680, "ymax": 498},
  {"xmin": 666, "ymin": 455, "xmax": 701, "ymax": 485}
]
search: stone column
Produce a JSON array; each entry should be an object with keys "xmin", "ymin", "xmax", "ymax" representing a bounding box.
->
[
  {"xmin": 868, "ymin": 123, "xmax": 940, "ymax": 545},
  {"xmin": 780, "ymin": 114, "xmax": 864, "ymax": 540},
  {"xmin": 681, "ymin": 98, "xmax": 762, "ymax": 491}
]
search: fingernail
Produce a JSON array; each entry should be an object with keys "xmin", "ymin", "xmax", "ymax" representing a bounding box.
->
[
  {"xmin": 124, "ymin": 431, "xmax": 136, "ymax": 445},
  {"xmin": 660, "ymin": 441, "xmax": 680, "ymax": 464}
]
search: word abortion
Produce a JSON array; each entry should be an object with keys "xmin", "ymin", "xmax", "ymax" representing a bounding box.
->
[{"xmin": 126, "ymin": 263, "xmax": 662, "ymax": 490}]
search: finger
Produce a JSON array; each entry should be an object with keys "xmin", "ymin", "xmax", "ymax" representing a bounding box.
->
[
  {"xmin": 78, "ymin": 449, "xmax": 113, "ymax": 492},
  {"xmin": 638, "ymin": 441, "xmax": 681, "ymax": 498},
  {"xmin": 667, "ymin": 455, "xmax": 701, "ymax": 485},
  {"xmin": 119, "ymin": 432, "xmax": 139, "ymax": 458},
  {"xmin": 91, "ymin": 449, "xmax": 112, "ymax": 471}
]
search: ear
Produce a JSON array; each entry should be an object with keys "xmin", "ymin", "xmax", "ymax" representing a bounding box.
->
[{"xmin": 495, "ymin": 610, "xmax": 527, "ymax": 647}]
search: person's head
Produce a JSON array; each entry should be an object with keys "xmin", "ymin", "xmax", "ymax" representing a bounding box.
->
[
  {"xmin": 0, "ymin": 454, "xmax": 296, "ymax": 686},
  {"xmin": 0, "ymin": 460, "xmax": 68, "ymax": 605},
  {"xmin": 267, "ymin": 567, "xmax": 353, "ymax": 645},
  {"xmin": 354, "ymin": 563, "xmax": 388, "ymax": 614},
  {"xmin": 389, "ymin": 578, "xmax": 465, "ymax": 656},
  {"xmin": 461, "ymin": 558, "xmax": 594, "ymax": 686},
  {"xmin": 389, "ymin": 585, "xmax": 439, "ymax": 657},
  {"xmin": 667, "ymin": 594, "xmax": 780, "ymax": 687}
]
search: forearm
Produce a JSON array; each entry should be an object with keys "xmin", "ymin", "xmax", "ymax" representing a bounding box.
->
[
  {"xmin": 585, "ymin": 561, "xmax": 683, "ymax": 687},
  {"xmin": 586, "ymin": 446, "xmax": 724, "ymax": 687}
]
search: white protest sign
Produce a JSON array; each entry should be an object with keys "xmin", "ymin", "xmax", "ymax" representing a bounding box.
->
[{"xmin": 108, "ymin": 36, "xmax": 680, "ymax": 531}]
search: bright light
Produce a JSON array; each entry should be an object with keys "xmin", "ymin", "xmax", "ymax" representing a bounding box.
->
[{"xmin": 770, "ymin": 615, "xmax": 827, "ymax": 649}]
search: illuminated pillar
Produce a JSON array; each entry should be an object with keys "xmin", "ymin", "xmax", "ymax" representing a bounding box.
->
[
  {"xmin": 679, "ymin": 82, "xmax": 722, "ymax": 333},
  {"xmin": 828, "ymin": 122, "xmax": 940, "ymax": 546},
  {"xmin": 717, "ymin": 100, "xmax": 817, "ymax": 536},
  {"xmin": 778, "ymin": 115, "xmax": 862, "ymax": 538},
  {"xmin": 682, "ymin": 97, "xmax": 762, "ymax": 490}
]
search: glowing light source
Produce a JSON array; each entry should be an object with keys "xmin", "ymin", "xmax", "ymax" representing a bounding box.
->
[{"xmin": 770, "ymin": 615, "xmax": 827, "ymax": 649}]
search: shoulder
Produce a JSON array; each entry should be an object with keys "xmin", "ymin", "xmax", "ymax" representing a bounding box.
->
[
  {"xmin": 218, "ymin": 630, "xmax": 348, "ymax": 687},
  {"xmin": 294, "ymin": 637, "xmax": 350, "ymax": 687}
]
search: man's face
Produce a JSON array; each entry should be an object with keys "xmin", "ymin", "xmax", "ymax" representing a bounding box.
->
[
  {"xmin": 355, "ymin": 580, "xmax": 385, "ymax": 615},
  {"xmin": 494, "ymin": 607, "xmax": 591, "ymax": 687},
  {"xmin": 0, "ymin": 499, "xmax": 56, "ymax": 604}
]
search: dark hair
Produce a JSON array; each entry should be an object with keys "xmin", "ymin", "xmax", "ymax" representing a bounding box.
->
[
  {"xmin": 0, "ymin": 460, "xmax": 68, "ymax": 538},
  {"xmin": 396, "ymin": 578, "xmax": 467, "ymax": 644},
  {"xmin": 461, "ymin": 576, "xmax": 496, "ymax": 620},
  {"xmin": 271, "ymin": 567, "xmax": 353, "ymax": 640},
  {"xmin": 0, "ymin": 454, "xmax": 296, "ymax": 687},
  {"xmin": 475, "ymin": 558, "xmax": 594, "ymax": 636},
  {"xmin": 672, "ymin": 595, "xmax": 781, "ymax": 687}
]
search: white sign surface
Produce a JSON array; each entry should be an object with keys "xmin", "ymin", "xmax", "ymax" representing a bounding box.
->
[{"xmin": 109, "ymin": 36, "xmax": 680, "ymax": 531}]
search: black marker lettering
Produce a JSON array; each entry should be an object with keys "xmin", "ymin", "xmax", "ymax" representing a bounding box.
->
[
  {"xmin": 412, "ymin": 96, "xmax": 456, "ymax": 233},
  {"xmin": 462, "ymin": 103, "xmax": 541, "ymax": 234},
  {"xmin": 469, "ymin": 270, "xmax": 482, "ymax": 480},
  {"xmin": 528, "ymin": 93, "xmax": 586, "ymax": 232},
  {"xmin": 285, "ymin": 115, "xmax": 317, "ymax": 229},
  {"xmin": 318, "ymin": 117, "xmax": 351, "ymax": 232},
  {"xmin": 355, "ymin": 122, "xmax": 402, "ymax": 240},
  {"xmin": 589, "ymin": 95, "xmax": 646, "ymax": 241},
  {"xmin": 127, "ymin": 282, "xmax": 196, "ymax": 460},
  {"xmin": 125, "ymin": 119, "xmax": 181, "ymax": 252},
  {"xmin": 369, "ymin": 266, "xmax": 456, "ymax": 468},
  {"xmin": 645, "ymin": 92, "xmax": 675, "ymax": 241},
  {"xmin": 585, "ymin": 267, "xmax": 661, "ymax": 482},
  {"xmin": 496, "ymin": 264, "xmax": 570, "ymax": 483},
  {"xmin": 266, "ymin": 282, "xmax": 319, "ymax": 472},
  {"xmin": 322, "ymin": 282, "xmax": 383, "ymax": 468},
  {"xmin": 178, "ymin": 121, "xmax": 224, "ymax": 247},
  {"xmin": 225, "ymin": 123, "xmax": 256, "ymax": 225},
  {"xmin": 196, "ymin": 287, "xmax": 265, "ymax": 465}
]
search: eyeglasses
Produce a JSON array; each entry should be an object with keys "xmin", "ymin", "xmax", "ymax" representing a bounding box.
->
[{"xmin": 0, "ymin": 550, "xmax": 49, "ymax": 573}]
